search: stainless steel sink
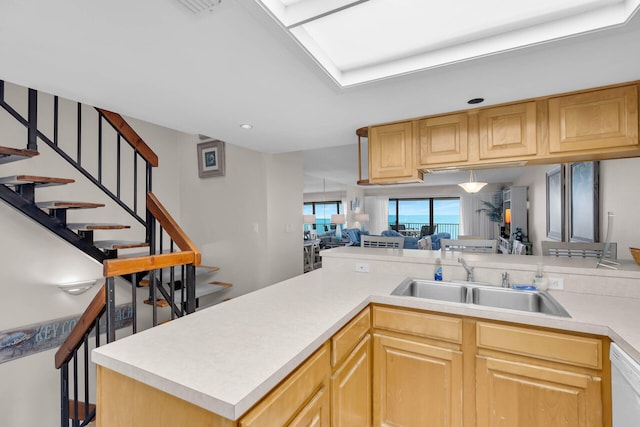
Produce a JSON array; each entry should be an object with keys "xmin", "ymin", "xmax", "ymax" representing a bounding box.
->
[
  {"xmin": 391, "ymin": 278, "xmax": 570, "ymax": 317},
  {"xmin": 392, "ymin": 279, "xmax": 467, "ymax": 303},
  {"xmin": 471, "ymin": 286, "xmax": 570, "ymax": 317}
]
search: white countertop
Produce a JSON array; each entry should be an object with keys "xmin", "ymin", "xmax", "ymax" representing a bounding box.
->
[{"xmin": 93, "ymin": 260, "xmax": 640, "ymax": 421}]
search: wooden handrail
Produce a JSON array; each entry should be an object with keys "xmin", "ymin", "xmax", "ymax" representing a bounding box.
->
[
  {"xmin": 96, "ymin": 108, "xmax": 159, "ymax": 167},
  {"xmin": 55, "ymin": 285, "xmax": 106, "ymax": 369},
  {"xmin": 103, "ymin": 251, "xmax": 197, "ymax": 277},
  {"xmin": 146, "ymin": 192, "xmax": 201, "ymax": 265}
]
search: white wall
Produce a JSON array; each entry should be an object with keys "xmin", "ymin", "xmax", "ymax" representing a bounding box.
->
[
  {"xmin": 177, "ymin": 136, "xmax": 303, "ymax": 303},
  {"xmin": 0, "ymin": 81, "xmax": 305, "ymax": 426},
  {"xmin": 514, "ymin": 159, "xmax": 640, "ymax": 259}
]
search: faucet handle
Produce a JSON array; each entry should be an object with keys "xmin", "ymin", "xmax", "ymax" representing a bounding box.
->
[{"xmin": 501, "ymin": 272, "xmax": 510, "ymax": 288}]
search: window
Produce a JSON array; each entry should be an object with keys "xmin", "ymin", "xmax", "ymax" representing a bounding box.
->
[
  {"xmin": 304, "ymin": 201, "xmax": 343, "ymax": 232},
  {"xmin": 388, "ymin": 197, "xmax": 460, "ymax": 238}
]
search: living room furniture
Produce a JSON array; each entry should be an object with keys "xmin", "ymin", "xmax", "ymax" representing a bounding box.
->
[
  {"xmin": 541, "ymin": 241, "xmax": 617, "ymax": 259},
  {"xmin": 441, "ymin": 239, "xmax": 498, "ymax": 253},
  {"xmin": 361, "ymin": 235, "xmax": 404, "ymax": 248}
]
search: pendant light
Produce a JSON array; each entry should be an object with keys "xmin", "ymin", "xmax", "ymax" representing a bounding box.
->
[{"xmin": 458, "ymin": 170, "xmax": 487, "ymax": 193}]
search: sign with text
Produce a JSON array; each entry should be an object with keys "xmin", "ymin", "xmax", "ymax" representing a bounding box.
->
[{"xmin": 0, "ymin": 303, "xmax": 133, "ymax": 364}]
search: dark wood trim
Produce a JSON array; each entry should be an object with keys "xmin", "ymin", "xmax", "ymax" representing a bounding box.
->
[
  {"xmin": 146, "ymin": 192, "xmax": 201, "ymax": 265},
  {"xmin": 103, "ymin": 251, "xmax": 197, "ymax": 277},
  {"xmin": 54, "ymin": 285, "xmax": 106, "ymax": 369},
  {"xmin": 96, "ymin": 108, "xmax": 159, "ymax": 167}
]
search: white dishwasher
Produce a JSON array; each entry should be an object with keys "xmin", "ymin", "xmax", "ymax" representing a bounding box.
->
[{"xmin": 610, "ymin": 343, "xmax": 640, "ymax": 427}]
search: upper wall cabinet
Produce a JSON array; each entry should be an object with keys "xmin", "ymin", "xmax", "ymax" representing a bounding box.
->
[
  {"xmin": 549, "ymin": 84, "xmax": 639, "ymax": 155},
  {"xmin": 479, "ymin": 102, "xmax": 537, "ymax": 160},
  {"xmin": 369, "ymin": 122, "xmax": 423, "ymax": 184},
  {"xmin": 361, "ymin": 81, "xmax": 640, "ymax": 185},
  {"xmin": 416, "ymin": 113, "xmax": 468, "ymax": 167}
]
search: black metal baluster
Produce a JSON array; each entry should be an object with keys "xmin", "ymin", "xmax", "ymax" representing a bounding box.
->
[
  {"xmin": 133, "ymin": 153, "xmax": 138, "ymax": 215},
  {"xmin": 60, "ymin": 364, "xmax": 69, "ymax": 427},
  {"xmin": 106, "ymin": 277, "xmax": 116, "ymax": 343},
  {"xmin": 77, "ymin": 102, "xmax": 82, "ymax": 165},
  {"xmin": 83, "ymin": 335, "xmax": 90, "ymax": 422},
  {"xmin": 117, "ymin": 135, "xmax": 121, "ymax": 198},
  {"xmin": 132, "ymin": 273, "xmax": 137, "ymax": 334},
  {"xmin": 98, "ymin": 115, "xmax": 102, "ymax": 184},
  {"xmin": 27, "ymin": 89, "xmax": 38, "ymax": 151},
  {"xmin": 54, "ymin": 96, "xmax": 59, "ymax": 146},
  {"xmin": 73, "ymin": 349, "xmax": 79, "ymax": 427}
]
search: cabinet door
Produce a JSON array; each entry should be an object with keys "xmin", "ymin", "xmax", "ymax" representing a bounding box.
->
[
  {"xmin": 369, "ymin": 122, "xmax": 421, "ymax": 183},
  {"xmin": 288, "ymin": 384, "xmax": 330, "ymax": 427},
  {"xmin": 476, "ymin": 355, "xmax": 603, "ymax": 427},
  {"xmin": 549, "ymin": 85, "xmax": 638, "ymax": 154},
  {"xmin": 373, "ymin": 333, "xmax": 463, "ymax": 427},
  {"xmin": 416, "ymin": 113, "xmax": 468, "ymax": 166},
  {"xmin": 331, "ymin": 335, "xmax": 371, "ymax": 427},
  {"xmin": 479, "ymin": 102, "xmax": 537, "ymax": 160},
  {"xmin": 239, "ymin": 344, "xmax": 330, "ymax": 427}
]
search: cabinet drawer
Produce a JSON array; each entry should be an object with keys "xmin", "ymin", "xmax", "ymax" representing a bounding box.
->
[
  {"xmin": 331, "ymin": 308, "xmax": 370, "ymax": 367},
  {"xmin": 476, "ymin": 322, "xmax": 602, "ymax": 369},
  {"xmin": 372, "ymin": 305, "xmax": 462, "ymax": 344},
  {"xmin": 239, "ymin": 343, "xmax": 330, "ymax": 427}
]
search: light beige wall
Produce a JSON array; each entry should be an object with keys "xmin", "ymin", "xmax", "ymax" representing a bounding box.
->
[{"xmin": 177, "ymin": 136, "xmax": 304, "ymax": 302}]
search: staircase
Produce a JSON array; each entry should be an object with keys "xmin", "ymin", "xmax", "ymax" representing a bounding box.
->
[{"xmin": 0, "ymin": 80, "xmax": 231, "ymax": 426}]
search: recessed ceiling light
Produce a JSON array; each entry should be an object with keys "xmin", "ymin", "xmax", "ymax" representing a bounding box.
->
[
  {"xmin": 467, "ymin": 98, "xmax": 484, "ymax": 104},
  {"xmin": 240, "ymin": 124, "xmax": 253, "ymax": 129}
]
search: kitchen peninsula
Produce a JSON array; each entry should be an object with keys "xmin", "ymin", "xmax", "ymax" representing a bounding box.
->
[{"xmin": 92, "ymin": 247, "xmax": 640, "ymax": 426}]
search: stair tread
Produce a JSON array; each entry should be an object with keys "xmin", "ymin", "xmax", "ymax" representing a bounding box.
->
[
  {"xmin": 143, "ymin": 298, "xmax": 170, "ymax": 308},
  {"xmin": 164, "ymin": 281, "xmax": 232, "ymax": 301},
  {"xmin": 94, "ymin": 240, "xmax": 149, "ymax": 250},
  {"xmin": 0, "ymin": 175, "xmax": 74, "ymax": 187},
  {"xmin": 67, "ymin": 223, "xmax": 131, "ymax": 230},
  {"xmin": 0, "ymin": 146, "xmax": 39, "ymax": 164},
  {"xmin": 36, "ymin": 200, "xmax": 105, "ymax": 209}
]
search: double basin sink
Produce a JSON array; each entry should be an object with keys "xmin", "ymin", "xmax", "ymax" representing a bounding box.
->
[{"xmin": 391, "ymin": 278, "xmax": 571, "ymax": 317}]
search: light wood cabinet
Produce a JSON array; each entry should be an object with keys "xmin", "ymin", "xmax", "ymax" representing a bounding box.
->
[
  {"xmin": 479, "ymin": 102, "xmax": 538, "ymax": 160},
  {"xmin": 373, "ymin": 333, "xmax": 463, "ymax": 427},
  {"xmin": 239, "ymin": 343, "xmax": 331, "ymax": 427},
  {"xmin": 369, "ymin": 122, "xmax": 423, "ymax": 183},
  {"xmin": 475, "ymin": 321, "xmax": 606, "ymax": 427},
  {"xmin": 372, "ymin": 306, "xmax": 464, "ymax": 427},
  {"xmin": 549, "ymin": 84, "xmax": 638, "ymax": 155},
  {"xmin": 330, "ymin": 307, "xmax": 372, "ymax": 426},
  {"xmin": 416, "ymin": 113, "xmax": 469, "ymax": 166},
  {"xmin": 361, "ymin": 81, "xmax": 640, "ymax": 183}
]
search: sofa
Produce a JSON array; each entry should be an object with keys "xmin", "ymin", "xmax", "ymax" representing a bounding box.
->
[
  {"xmin": 381, "ymin": 230, "xmax": 451, "ymax": 250},
  {"xmin": 317, "ymin": 228, "xmax": 369, "ymax": 247}
]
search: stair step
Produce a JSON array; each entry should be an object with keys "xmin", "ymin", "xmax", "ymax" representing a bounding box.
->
[
  {"xmin": 0, "ymin": 175, "xmax": 74, "ymax": 187},
  {"xmin": 94, "ymin": 240, "xmax": 149, "ymax": 250},
  {"xmin": 68, "ymin": 400, "xmax": 96, "ymax": 421},
  {"xmin": 67, "ymin": 223, "xmax": 131, "ymax": 231},
  {"xmin": 141, "ymin": 264, "xmax": 220, "ymax": 279},
  {"xmin": 0, "ymin": 146, "xmax": 39, "ymax": 164},
  {"xmin": 144, "ymin": 298, "xmax": 170, "ymax": 308},
  {"xmin": 35, "ymin": 201, "xmax": 105, "ymax": 210}
]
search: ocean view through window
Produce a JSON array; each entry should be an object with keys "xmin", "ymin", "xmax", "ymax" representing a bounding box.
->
[{"xmin": 389, "ymin": 198, "xmax": 460, "ymax": 238}]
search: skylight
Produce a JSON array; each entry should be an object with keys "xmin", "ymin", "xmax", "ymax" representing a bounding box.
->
[{"xmin": 257, "ymin": 0, "xmax": 640, "ymax": 87}]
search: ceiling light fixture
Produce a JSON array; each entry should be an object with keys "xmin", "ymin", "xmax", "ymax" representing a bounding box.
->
[
  {"xmin": 239, "ymin": 124, "xmax": 253, "ymax": 129},
  {"xmin": 467, "ymin": 98, "xmax": 485, "ymax": 104},
  {"xmin": 458, "ymin": 170, "xmax": 487, "ymax": 193}
]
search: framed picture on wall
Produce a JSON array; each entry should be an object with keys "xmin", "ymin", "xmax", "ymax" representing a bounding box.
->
[
  {"xmin": 546, "ymin": 165, "xmax": 564, "ymax": 241},
  {"xmin": 568, "ymin": 161, "xmax": 599, "ymax": 242},
  {"xmin": 197, "ymin": 140, "xmax": 225, "ymax": 178}
]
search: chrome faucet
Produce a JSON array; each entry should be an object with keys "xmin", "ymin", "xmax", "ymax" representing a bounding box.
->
[
  {"xmin": 501, "ymin": 272, "xmax": 510, "ymax": 288},
  {"xmin": 457, "ymin": 258, "xmax": 474, "ymax": 282}
]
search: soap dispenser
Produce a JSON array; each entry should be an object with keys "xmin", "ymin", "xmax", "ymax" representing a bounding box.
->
[
  {"xmin": 533, "ymin": 263, "xmax": 548, "ymax": 290},
  {"xmin": 434, "ymin": 258, "xmax": 443, "ymax": 281}
]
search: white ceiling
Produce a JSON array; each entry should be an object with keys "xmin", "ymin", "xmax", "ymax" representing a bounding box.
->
[{"xmin": 1, "ymin": 0, "xmax": 640, "ymax": 192}]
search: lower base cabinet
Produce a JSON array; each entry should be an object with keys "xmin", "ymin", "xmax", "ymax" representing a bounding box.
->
[
  {"xmin": 97, "ymin": 305, "xmax": 610, "ymax": 427},
  {"xmin": 373, "ymin": 333, "xmax": 463, "ymax": 427}
]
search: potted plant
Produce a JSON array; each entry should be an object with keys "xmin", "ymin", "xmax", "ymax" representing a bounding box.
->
[{"xmin": 476, "ymin": 190, "xmax": 504, "ymax": 238}]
